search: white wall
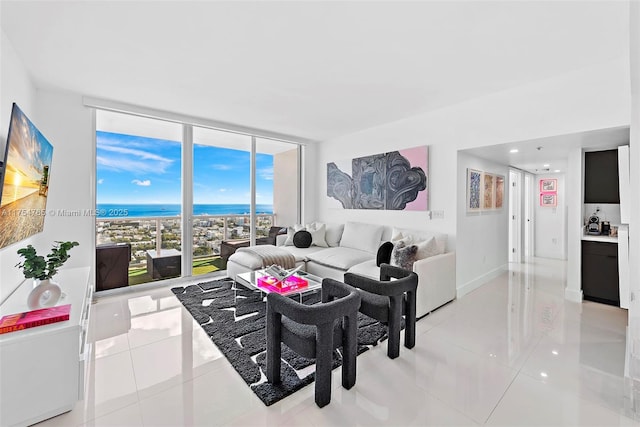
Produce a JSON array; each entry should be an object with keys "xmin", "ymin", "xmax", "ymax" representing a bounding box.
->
[
  {"xmin": 0, "ymin": 29, "xmax": 94, "ymax": 302},
  {"xmin": 535, "ymin": 173, "xmax": 567, "ymax": 259},
  {"xmin": 0, "ymin": 29, "xmax": 38, "ymax": 303},
  {"xmin": 316, "ymin": 57, "xmax": 629, "ymax": 294},
  {"xmin": 34, "ymin": 90, "xmax": 94, "ymax": 272},
  {"xmin": 456, "ymin": 153, "xmax": 509, "ymax": 295}
]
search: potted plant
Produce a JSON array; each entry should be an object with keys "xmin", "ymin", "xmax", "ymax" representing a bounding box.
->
[{"xmin": 16, "ymin": 241, "xmax": 79, "ymax": 308}]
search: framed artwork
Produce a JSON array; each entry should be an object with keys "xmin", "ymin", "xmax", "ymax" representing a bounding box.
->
[
  {"xmin": 540, "ymin": 193, "xmax": 557, "ymax": 207},
  {"xmin": 483, "ymin": 173, "xmax": 495, "ymax": 209},
  {"xmin": 327, "ymin": 145, "xmax": 428, "ymax": 211},
  {"xmin": 466, "ymin": 168, "xmax": 482, "ymax": 212},
  {"xmin": 540, "ymin": 178, "xmax": 557, "ymax": 192},
  {"xmin": 495, "ymin": 175, "xmax": 505, "ymax": 209}
]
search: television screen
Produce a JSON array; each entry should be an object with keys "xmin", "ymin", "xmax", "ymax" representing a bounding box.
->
[{"xmin": 0, "ymin": 103, "xmax": 53, "ymax": 249}]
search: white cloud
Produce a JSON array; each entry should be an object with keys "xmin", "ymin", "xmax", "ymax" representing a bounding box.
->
[
  {"xmin": 258, "ymin": 167, "xmax": 273, "ymax": 180},
  {"xmin": 97, "ymin": 145, "xmax": 174, "ymax": 174},
  {"xmin": 97, "ymin": 179, "xmax": 104, "ymax": 184},
  {"xmin": 212, "ymin": 164, "xmax": 233, "ymax": 171},
  {"xmin": 132, "ymin": 179, "xmax": 151, "ymax": 186},
  {"xmin": 219, "ymin": 188, "xmax": 230, "ymax": 192}
]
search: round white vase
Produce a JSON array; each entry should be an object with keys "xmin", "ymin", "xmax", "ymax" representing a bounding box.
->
[{"xmin": 27, "ymin": 278, "xmax": 62, "ymax": 309}]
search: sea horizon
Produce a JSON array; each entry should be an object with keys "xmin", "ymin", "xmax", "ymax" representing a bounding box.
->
[{"xmin": 96, "ymin": 203, "xmax": 273, "ymax": 218}]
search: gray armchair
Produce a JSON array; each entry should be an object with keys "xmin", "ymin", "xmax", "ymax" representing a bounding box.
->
[
  {"xmin": 266, "ymin": 278, "xmax": 361, "ymax": 408},
  {"xmin": 344, "ymin": 263, "xmax": 418, "ymax": 359}
]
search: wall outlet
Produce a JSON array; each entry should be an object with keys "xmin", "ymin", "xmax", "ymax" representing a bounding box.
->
[{"xmin": 431, "ymin": 210, "xmax": 445, "ymax": 219}]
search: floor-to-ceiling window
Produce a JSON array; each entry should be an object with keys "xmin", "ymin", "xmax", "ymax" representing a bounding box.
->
[{"xmin": 94, "ymin": 109, "xmax": 301, "ymax": 289}]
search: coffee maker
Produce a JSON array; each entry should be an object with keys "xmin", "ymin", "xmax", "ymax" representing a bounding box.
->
[{"xmin": 587, "ymin": 214, "xmax": 600, "ymax": 235}]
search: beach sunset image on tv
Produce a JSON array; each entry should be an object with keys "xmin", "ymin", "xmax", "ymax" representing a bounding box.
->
[{"xmin": 0, "ymin": 104, "xmax": 53, "ymax": 249}]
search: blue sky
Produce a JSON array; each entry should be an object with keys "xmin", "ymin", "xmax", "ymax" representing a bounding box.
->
[{"xmin": 96, "ymin": 131, "xmax": 273, "ymax": 204}]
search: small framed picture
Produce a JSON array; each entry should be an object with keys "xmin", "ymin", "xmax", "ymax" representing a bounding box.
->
[
  {"xmin": 466, "ymin": 168, "xmax": 482, "ymax": 212},
  {"xmin": 540, "ymin": 178, "xmax": 557, "ymax": 192},
  {"xmin": 540, "ymin": 193, "xmax": 557, "ymax": 207}
]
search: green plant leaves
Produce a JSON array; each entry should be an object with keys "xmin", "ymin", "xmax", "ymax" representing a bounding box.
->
[{"xmin": 16, "ymin": 241, "xmax": 79, "ymax": 280}]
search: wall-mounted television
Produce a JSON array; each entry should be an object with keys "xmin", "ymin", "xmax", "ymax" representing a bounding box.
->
[{"xmin": 0, "ymin": 103, "xmax": 53, "ymax": 249}]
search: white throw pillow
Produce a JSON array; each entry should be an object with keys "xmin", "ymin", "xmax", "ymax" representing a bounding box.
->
[
  {"xmin": 415, "ymin": 236, "xmax": 439, "ymax": 260},
  {"xmin": 283, "ymin": 224, "xmax": 305, "ymax": 246},
  {"xmin": 340, "ymin": 221, "xmax": 385, "ymax": 254},
  {"xmin": 306, "ymin": 222, "xmax": 329, "ymax": 247},
  {"xmin": 324, "ymin": 223, "xmax": 345, "ymax": 247},
  {"xmin": 391, "ymin": 227, "xmax": 446, "ymax": 255}
]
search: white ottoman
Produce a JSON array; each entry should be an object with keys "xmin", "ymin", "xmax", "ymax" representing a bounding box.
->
[{"xmin": 226, "ymin": 244, "xmax": 304, "ymax": 280}]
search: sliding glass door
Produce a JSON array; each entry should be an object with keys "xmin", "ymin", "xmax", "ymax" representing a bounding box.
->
[{"xmin": 95, "ymin": 111, "xmax": 183, "ymax": 287}]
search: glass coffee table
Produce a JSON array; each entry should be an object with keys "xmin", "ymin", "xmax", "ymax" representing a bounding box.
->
[{"xmin": 235, "ymin": 269, "xmax": 323, "ymax": 301}]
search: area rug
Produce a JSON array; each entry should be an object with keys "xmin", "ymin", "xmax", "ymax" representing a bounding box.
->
[{"xmin": 171, "ymin": 278, "xmax": 391, "ymax": 406}]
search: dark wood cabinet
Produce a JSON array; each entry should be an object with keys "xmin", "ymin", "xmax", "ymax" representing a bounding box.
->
[
  {"xmin": 581, "ymin": 240, "xmax": 619, "ymax": 306},
  {"xmin": 584, "ymin": 149, "xmax": 620, "ymax": 203}
]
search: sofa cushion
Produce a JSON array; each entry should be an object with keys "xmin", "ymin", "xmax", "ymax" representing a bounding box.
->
[
  {"xmin": 346, "ymin": 259, "xmax": 379, "ymax": 279},
  {"xmin": 340, "ymin": 222, "xmax": 384, "ymax": 254},
  {"xmin": 280, "ymin": 245, "xmax": 325, "ymax": 263},
  {"xmin": 324, "ymin": 223, "xmax": 345, "ymax": 247},
  {"xmin": 306, "ymin": 247, "xmax": 373, "ymax": 271},
  {"xmin": 391, "ymin": 227, "xmax": 447, "ymax": 255},
  {"xmin": 306, "ymin": 223, "xmax": 329, "ymax": 247}
]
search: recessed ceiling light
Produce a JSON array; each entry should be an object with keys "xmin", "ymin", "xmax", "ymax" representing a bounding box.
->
[
  {"xmin": 543, "ymin": 164, "xmax": 550, "ymax": 168},
  {"xmin": 554, "ymin": 169, "xmax": 561, "ymax": 173},
  {"xmin": 540, "ymin": 372, "xmax": 548, "ymax": 378},
  {"xmin": 510, "ymin": 149, "xmax": 519, "ymax": 153}
]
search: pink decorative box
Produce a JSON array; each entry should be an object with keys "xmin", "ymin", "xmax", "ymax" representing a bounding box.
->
[{"xmin": 257, "ymin": 275, "xmax": 308, "ymax": 293}]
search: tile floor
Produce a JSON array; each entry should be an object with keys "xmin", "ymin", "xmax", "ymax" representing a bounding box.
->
[{"xmin": 36, "ymin": 258, "xmax": 639, "ymax": 426}]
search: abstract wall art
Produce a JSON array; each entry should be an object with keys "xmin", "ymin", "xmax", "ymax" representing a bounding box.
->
[
  {"xmin": 495, "ymin": 175, "xmax": 505, "ymax": 209},
  {"xmin": 327, "ymin": 146, "xmax": 428, "ymax": 211},
  {"xmin": 483, "ymin": 173, "xmax": 495, "ymax": 209},
  {"xmin": 466, "ymin": 168, "xmax": 505, "ymax": 213},
  {"xmin": 467, "ymin": 168, "xmax": 482, "ymax": 212}
]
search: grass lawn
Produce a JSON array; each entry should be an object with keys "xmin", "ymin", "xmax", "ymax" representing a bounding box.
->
[{"xmin": 127, "ymin": 256, "xmax": 224, "ymax": 286}]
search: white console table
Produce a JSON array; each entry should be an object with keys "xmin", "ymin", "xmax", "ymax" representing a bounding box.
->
[{"xmin": 0, "ymin": 267, "xmax": 92, "ymax": 427}]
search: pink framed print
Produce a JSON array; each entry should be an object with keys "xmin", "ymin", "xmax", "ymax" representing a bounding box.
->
[
  {"xmin": 540, "ymin": 193, "xmax": 557, "ymax": 207},
  {"xmin": 540, "ymin": 178, "xmax": 557, "ymax": 192}
]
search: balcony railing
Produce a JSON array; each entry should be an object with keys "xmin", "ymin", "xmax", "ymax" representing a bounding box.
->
[{"xmin": 96, "ymin": 214, "xmax": 275, "ymax": 285}]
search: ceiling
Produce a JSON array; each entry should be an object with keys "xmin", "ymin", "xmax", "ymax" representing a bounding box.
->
[
  {"xmin": 0, "ymin": 0, "xmax": 629, "ymax": 143},
  {"xmin": 462, "ymin": 126, "xmax": 630, "ymax": 174}
]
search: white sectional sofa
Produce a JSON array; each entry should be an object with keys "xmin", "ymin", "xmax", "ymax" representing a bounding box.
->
[{"xmin": 227, "ymin": 221, "xmax": 456, "ymax": 318}]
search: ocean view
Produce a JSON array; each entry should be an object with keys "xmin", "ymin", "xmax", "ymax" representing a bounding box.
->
[{"xmin": 96, "ymin": 203, "xmax": 273, "ymax": 218}]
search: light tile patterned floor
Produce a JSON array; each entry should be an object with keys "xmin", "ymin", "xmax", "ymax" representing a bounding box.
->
[{"xmin": 36, "ymin": 258, "xmax": 638, "ymax": 426}]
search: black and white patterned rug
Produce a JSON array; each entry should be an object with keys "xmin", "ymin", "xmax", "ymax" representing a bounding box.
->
[{"xmin": 171, "ymin": 278, "xmax": 391, "ymax": 406}]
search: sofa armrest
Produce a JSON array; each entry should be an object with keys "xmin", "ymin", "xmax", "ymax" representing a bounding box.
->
[{"xmin": 412, "ymin": 251, "xmax": 456, "ymax": 317}]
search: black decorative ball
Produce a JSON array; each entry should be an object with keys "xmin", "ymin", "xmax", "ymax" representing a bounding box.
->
[{"xmin": 293, "ymin": 230, "xmax": 312, "ymax": 248}]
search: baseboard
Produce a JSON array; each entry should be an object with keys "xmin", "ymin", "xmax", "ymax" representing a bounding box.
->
[
  {"xmin": 457, "ymin": 264, "xmax": 508, "ymax": 297},
  {"xmin": 564, "ymin": 287, "xmax": 583, "ymax": 303}
]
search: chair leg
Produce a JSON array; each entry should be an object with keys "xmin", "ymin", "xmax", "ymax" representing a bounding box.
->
[
  {"xmin": 388, "ymin": 296, "xmax": 402, "ymax": 359},
  {"xmin": 266, "ymin": 310, "xmax": 281, "ymax": 383},
  {"xmin": 404, "ymin": 291, "xmax": 416, "ymax": 349},
  {"xmin": 342, "ymin": 311, "xmax": 357, "ymax": 389},
  {"xmin": 315, "ymin": 323, "xmax": 333, "ymax": 407}
]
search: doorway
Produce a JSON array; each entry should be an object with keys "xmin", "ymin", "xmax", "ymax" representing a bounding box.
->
[{"xmin": 509, "ymin": 169, "xmax": 535, "ymax": 263}]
